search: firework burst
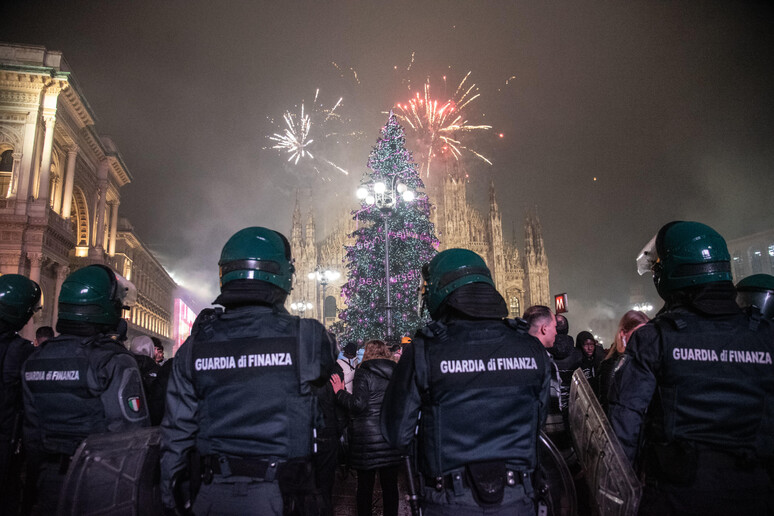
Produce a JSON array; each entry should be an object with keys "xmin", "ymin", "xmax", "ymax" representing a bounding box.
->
[
  {"xmin": 267, "ymin": 89, "xmax": 354, "ymax": 177},
  {"xmin": 394, "ymin": 72, "xmax": 492, "ymax": 178}
]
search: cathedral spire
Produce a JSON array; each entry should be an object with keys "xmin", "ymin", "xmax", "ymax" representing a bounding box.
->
[
  {"xmin": 522, "ymin": 206, "xmax": 550, "ymax": 307},
  {"xmin": 487, "ymin": 178, "xmax": 505, "ymax": 290},
  {"xmin": 305, "ymin": 208, "xmax": 315, "ymax": 248},
  {"xmin": 524, "ymin": 209, "xmax": 535, "ymax": 258},
  {"xmin": 532, "ymin": 207, "xmax": 545, "ymax": 259},
  {"xmin": 291, "ymin": 190, "xmax": 302, "ymax": 247},
  {"xmin": 535, "ymin": 206, "xmax": 546, "ymax": 261}
]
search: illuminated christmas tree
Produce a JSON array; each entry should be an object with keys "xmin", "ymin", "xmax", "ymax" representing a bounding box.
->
[{"xmin": 333, "ymin": 112, "xmax": 438, "ymax": 345}]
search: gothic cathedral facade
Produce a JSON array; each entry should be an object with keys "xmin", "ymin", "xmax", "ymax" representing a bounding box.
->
[{"xmin": 289, "ymin": 163, "xmax": 551, "ymax": 325}]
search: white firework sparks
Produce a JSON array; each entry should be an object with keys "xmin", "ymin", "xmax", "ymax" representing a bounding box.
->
[{"xmin": 267, "ymin": 89, "xmax": 352, "ymax": 175}]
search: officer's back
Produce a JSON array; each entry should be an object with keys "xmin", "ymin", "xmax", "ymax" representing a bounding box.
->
[
  {"xmin": 160, "ymin": 227, "xmax": 337, "ymax": 516},
  {"xmin": 0, "ymin": 274, "xmax": 40, "ymax": 514},
  {"xmin": 382, "ymin": 249, "xmax": 550, "ymax": 516},
  {"xmin": 21, "ymin": 265, "xmax": 148, "ymax": 514},
  {"xmin": 609, "ymin": 221, "xmax": 774, "ymax": 515}
]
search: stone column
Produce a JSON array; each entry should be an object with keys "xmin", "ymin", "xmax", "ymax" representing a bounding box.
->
[
  {"xmin": 53, "ymin": 265, "xmax": 70, "ymax": 329},
  {"xmin": 37, "ymin": 115, "xmax": 56, "ymax": 202},
  {"xmin": 19, "ymin": 258, "xmax": 39, "ymax": 339},
  {"xmin": 8, "ymin": 152, "xmax": 22, "ymax": 198},
  {"xmin": 50, "ymin": 175, "xmax": 61, "ymax": 211},
  {"xmin": 94, "ymin": 160, "xmax": 108, "ymax": 252},
  {"xmin": 61, "ymin": 146, "xmax": 77, "ymax": 218},
  {"xmin": 16, "ymin": 109, "xmax": 41, "ymax": 213},
  {"xmin": 27, "ymin": 252, "xmax": 43, "ymax": 285},
  {"xmin": 108, "ymin": 200, "xmax": 119, "ymax": 256}
]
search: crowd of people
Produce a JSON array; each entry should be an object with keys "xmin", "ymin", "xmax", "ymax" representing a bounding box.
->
[{"xmin": 0, "ymin": 220, "xmax": 772, "ymax": 515}]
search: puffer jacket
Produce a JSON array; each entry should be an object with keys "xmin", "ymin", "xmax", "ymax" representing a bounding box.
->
[{"xmin": 336, "ymin": 358, "xmax": 402, "ymax": 470}]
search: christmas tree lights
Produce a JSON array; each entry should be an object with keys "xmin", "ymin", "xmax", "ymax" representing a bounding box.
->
[{"xmin": 332, "ymin": 112, "xmax": 439, "ymax": 345}]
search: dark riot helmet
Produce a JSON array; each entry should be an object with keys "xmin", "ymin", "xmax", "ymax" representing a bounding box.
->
[
  {"xmin": 636, "ymin": 221, "xmax": 731, "ymax": 299},
  {"xmin": 419, "ymin": 248, "xmax": 495, "ymax": 319},
  {"xmin": 219, "ymin": 227, "xmax": 295, "ymax": 293},
  {"xmin": 0, "ymin": 274, "xmax": 41, "ymax": 331},
  {"xmin": 58, "ymin": 265, "xmax": 137, "ymax": 328},
  {"xmin": 736, "ymin": 274, "xmax": 774, "ymax": 319}
]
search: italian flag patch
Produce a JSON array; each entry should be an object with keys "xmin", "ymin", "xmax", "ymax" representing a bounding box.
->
[{"xmin": 127, "ymin": 396, "xmax": 141, "ymax": 413}]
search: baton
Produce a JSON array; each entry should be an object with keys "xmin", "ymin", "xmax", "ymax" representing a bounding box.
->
[{"xmin": 403, "ymin": 455, "xmax": 421, "ymax": 516}]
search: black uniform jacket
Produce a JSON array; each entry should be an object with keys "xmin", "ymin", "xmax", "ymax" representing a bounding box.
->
[
  {"xmin": 609, "ymin": 306, "xmax": 774, "ymax": 464},
  {"xmin": 0, "ymin": 332, "xmax": 33, "ymax": 440},
  {"xmin": 160, "ymin": 304, "xmax": 336, "ymax": 509},
  {"xmin": 22, "ymin": 333, "xmax": 150, "ymax": 456},
  {"xmin": 381, "ymin": 318, "xmax": 550, "ymax": 477},
  {"xmin": 336, "ymin": 358, "xmax": 402, "ymax": 470}
]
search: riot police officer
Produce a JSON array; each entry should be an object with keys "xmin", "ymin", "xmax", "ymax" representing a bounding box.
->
[
  {"xmin": 736, "ymin": 273, "xmax": 774, "ymax": 319},
  {"xmin": 160, "ymin": 227, "xmax": 337, "ymax": 515},
  {"xmin": 0, "ymin": 274, "xmax": 40, "ymax": 514},
  {"xmin": 381, "ymin": 248, "xmax": 550, "ymax": 515},
  {"xmin": 609, "ymin": 221, "xmax": 774, "ymax": 515},
  {"xmin": 21, "ymin": 264, "xmax": 148, "ymax": 514}
]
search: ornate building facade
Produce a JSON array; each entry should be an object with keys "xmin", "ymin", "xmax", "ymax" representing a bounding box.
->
[
  {"xmin": 289, "ymin": 164, "xmax": 551, "ymax": 325},
  {"xmin": 109, "ymin": 217, "xmax": 176, "ymax": 348},
  {"xmin": 427, "ymin": 166, "xmax": 551, "ymax": 318},
  {"xmin": 0, "ymin": 43, "xmax": 176, "ymax": 344},
  {"xmin": 727, "ymin": 228, "xmax": 774, "ymax": 283}
]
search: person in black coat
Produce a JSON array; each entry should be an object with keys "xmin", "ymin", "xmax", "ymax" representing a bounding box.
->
[
  {"xmin": 314, "ymin": 361, "xmax": 345, "ymax": 513},
  {"xmin": 549, "ymin": 314, "xmax": 581, "ymax": 425},
  {"xmin": 331, "ymin": 339, "xmax": 401, "ymax": 516},
  {"xmin": 575, "ymin": 330, "xmax": 603, "ymax": 395}
]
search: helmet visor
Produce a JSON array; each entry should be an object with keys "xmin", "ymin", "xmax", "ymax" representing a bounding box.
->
[
  {"xmin": 737, "ymin": 290, "xmax": 774, "ymax": 319},
  {"xmin": 636, "ymin": 234, "xmax": 659, "ymax": 276},
  {"xmin": 115, "ymin": 272, "xmax": 137, "ymax": 308}
]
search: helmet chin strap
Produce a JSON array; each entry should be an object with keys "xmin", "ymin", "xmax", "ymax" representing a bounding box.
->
[{"xmin": 653, "ymin": 261, "xmax": 665, "ymax": 297}]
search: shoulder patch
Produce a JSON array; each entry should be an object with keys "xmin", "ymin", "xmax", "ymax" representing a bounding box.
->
[
  {"xmin": 505, "ymin": 317, "xmax": 530, "ymax": 334},
  {"xmin": 655, "ymin": 313, "xmax": 688, "ymax": 332},
  {"xmin": 192, "ymin": 307, "xmax": 223, "ymax": 339}
]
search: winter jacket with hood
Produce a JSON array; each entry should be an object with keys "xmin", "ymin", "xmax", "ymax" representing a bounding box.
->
[{"xmin": 335, "ymin": 358, "xmax": 402, "ymax": 470}]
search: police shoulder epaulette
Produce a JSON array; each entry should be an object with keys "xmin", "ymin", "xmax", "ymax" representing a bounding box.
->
[
  {"xmin": 192, "ymin": 307, "xmax": 223, "ymax": 339},
  {"xmin": 422, "ymin": 321, "xmax": 448, "ymax": 341},
  {"xmin": 505, "ymin": 317, "xmax": 530, "ymax": 335},
  {"xmin": 655, "ymin": 313, "xmax": 688, "ymax": 332},
  {"xmin": 274, "ymin": 312, "xmax": 294, "ymax": 333}
]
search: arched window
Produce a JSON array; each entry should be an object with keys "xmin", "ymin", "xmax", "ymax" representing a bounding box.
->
[
  {"xmin": 508, "ymin": 294, "xmax": 521, "ymax": 319},
  {"xmin": 0, "ymin": 150, "xmax": 13, "ymax": 198},
  {"xmin": 323, "ymin": 295, "xmax": 337, "ymax": 325}
]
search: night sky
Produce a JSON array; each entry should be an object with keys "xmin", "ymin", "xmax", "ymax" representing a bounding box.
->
[{"xmin": 4, "ymin": 1, "xmax": 774, "ymax": 333}]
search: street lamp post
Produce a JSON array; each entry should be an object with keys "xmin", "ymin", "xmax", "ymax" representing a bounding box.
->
[
  {"xmin": 308, "ymin": 266, "xmax": 340, "ymax": 326},
  {"xmin": 356, "ymin": 176, "xmax": 416, "ymax": 339}
]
